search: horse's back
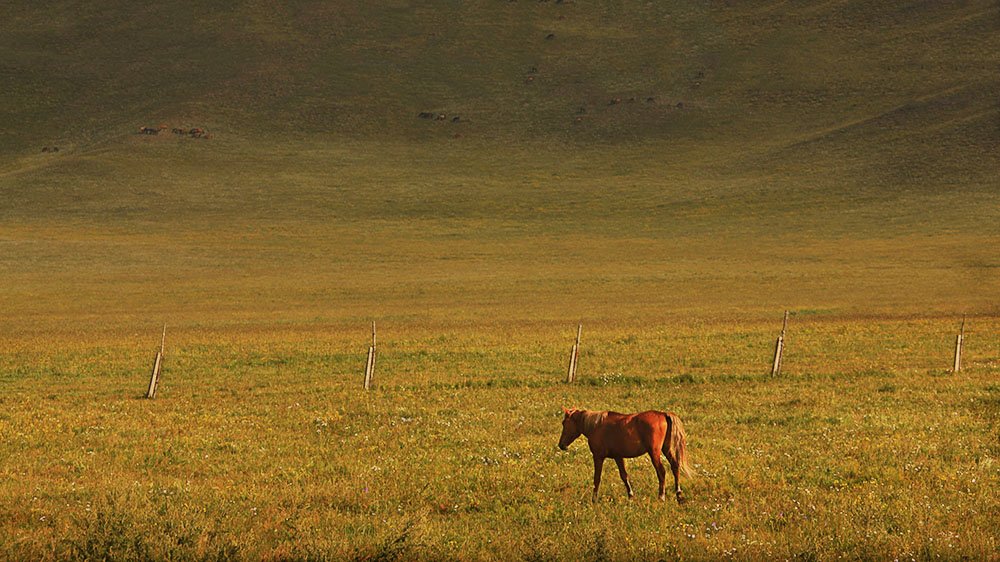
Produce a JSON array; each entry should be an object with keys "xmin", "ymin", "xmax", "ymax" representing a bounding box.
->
[
  {"xmin": 603, "ymin": 410, "xmax": 669, "ymax": 430},
  {"xmin": 632, "ymin": 410, "xmax": 670, "ymax": 427}
]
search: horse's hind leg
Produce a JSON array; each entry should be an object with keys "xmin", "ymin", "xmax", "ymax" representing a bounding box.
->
[
  {"xmin": 666, "ymin": 453, "xmax": 685, "ymax": 504},
  {"xmin": 647, "ymin": 451, "xmax": 667, "ymax": 501},
  {"xmin": 614, "ymin": 457, "xmax": 634, "ymax": 498},
  {"xmin": 662, "ymin": 442, "xmax": 686, "ymax": 504}
]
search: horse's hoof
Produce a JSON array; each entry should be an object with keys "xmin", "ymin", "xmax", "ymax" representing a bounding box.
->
[
  {"xmin": 677, "ymin": 495, "xmax": 687, "ymax": 505},
  {"xmin": 657, "ymin": 494, "xmax": 666, "ymax": 501}
]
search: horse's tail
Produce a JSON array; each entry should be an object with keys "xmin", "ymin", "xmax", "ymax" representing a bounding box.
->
[{"xmin": 665, "ymin": 412, "xmax": 694, "ymax": 479}]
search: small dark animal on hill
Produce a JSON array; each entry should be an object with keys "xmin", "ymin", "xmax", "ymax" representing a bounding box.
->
[
  {"xmin": 138, "ymin": 126, "xmax": 159, "ymax": 135},
  {"xmin": 545, "ymin": 33, "xmax": 555, "ymax": 39},
  {"xmin": 418, "ymin": 112, "xmax": 433, "ymax": 119}
]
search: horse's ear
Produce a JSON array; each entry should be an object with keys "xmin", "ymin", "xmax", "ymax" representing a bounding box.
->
[{"xmin": 562, "ymin": 406, "xmax": 572, "ymax": 415}]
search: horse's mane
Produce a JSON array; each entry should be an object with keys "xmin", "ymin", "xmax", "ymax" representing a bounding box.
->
[{"xmin": 579, "ymin": 409, "xmax": 608, "ymax": 434}]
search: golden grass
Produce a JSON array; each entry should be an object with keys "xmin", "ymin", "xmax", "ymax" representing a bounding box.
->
[{"xmin": 2, "ymin": 313, "xmax": 998, "ymax": 560}]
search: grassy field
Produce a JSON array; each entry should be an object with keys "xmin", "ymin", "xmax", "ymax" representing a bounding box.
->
[
  {"xmin": 2, "ymin": 0, "xmax": 999, "ymax": 559},
  {"xmin": 2, "ymin": 318, "xmax": 1000, "ymax": 560}
]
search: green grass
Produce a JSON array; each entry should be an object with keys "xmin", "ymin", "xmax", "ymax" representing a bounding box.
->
[{"xmin": 2, "ymin": 319, "xmax": 999, "ymax": 560}]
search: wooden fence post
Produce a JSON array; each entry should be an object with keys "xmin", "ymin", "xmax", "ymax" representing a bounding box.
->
[
  {"xmin": 953, "ymin": 314, "xmax": 965, "ymax": 373},
  {"xmin": 363, "ymin": 321, "xmax": 376, "ymax": 390},
  {"xmin": 771, "ymin": 311, "xmax": 788, "ymax": 377},
  {"xmin": 146, "ymin": 324, "xmax": 165, "ymax": 398},
  {"xmin": 566, "ymin": 324, "xmax": 582, "ymax": 383}
]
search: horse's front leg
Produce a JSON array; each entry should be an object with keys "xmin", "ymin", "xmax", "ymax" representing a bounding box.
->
[
  {"xmin": 614, "ymin": 457, "xmax": 634, "ymax": 498},
  {"xmin": 592, "ymin": 455, "xmax": 605, "ymax": 503}
]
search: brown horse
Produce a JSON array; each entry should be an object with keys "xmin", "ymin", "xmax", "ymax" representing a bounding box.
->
[{"xmin": 558, "ymin": 407, "xmax": 693, "ymax": 503}]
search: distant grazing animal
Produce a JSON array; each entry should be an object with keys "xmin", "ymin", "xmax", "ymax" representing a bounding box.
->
[
  {"xmin": 545, "ymin": 33, "xmax": 555, "ymax": 39},
  {"xmin": 418, "ymin": 112, "xmax": 433, "ymax": 119},
  {"xmin": 676, "ymin": 102, "xmax": 685, "ymax": 109},
  {"xmin": 558, "ymin": 407, "xmax": 692, "ymax": 503},
  {"xmin": 41, "ymin": 147, "xmax": 48, "ymax": 152},
  {"xmin": 452, "ymin": 116, "xmax": 461, "ymax": 122},
  {"xmin": 139, "ymin": 126, "xmax": 158, "ymax": 135},
  {"xmin": 646, "ymin": 97, "xmax": 655, "ymax": 103},
  {"xmin": 436, "ymin": 114, "xmax": 447, "ymax": 120}
]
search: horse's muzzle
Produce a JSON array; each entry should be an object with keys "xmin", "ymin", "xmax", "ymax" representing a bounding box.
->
[{"xmin": 558, "ymin": 443, "xmax": 568, "ymax": 451}]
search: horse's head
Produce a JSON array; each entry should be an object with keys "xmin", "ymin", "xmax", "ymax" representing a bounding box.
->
[{"xmin": 558, "ymin": 407, "xmax": 582, "ymax": 450}]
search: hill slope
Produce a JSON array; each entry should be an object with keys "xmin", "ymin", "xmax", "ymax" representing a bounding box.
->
[
  {"xmin": 0, "ymin": 0, "xmax": 997, "ymax": 330},
  {"xmin": 2, "ymin": 1, "xmax": 996, "ymax": 154}
]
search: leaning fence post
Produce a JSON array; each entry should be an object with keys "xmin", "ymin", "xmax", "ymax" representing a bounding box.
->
[
  {"xmin": 770, "ymin": 311, "xmax": 788, "ymax": 377},
  {"xmin": 566, "ymin": 324, "xmax": 582, "ymax": 383},
  {"xmin": 953, "ymin": 314, "xmax": 965, "ymax": 373},
  {"xmin": 363, "ymin": 321, "xmax": 376, "ymax": 390},
  {"xmin": 146, "ymin": 324, "xmax": 166, "ymax": 398}
]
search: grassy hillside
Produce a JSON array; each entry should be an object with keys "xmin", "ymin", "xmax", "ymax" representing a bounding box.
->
[
  {"xmin": 2, "ymin": 1, "xmax": 995, "ymax": 155},
  {"xmin": 1, "ymin": 0, "xmax": 998, "ymax": 335}
]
